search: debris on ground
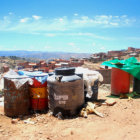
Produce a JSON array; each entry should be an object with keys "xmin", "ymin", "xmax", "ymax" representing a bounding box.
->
[
  {"xmin": 105, "ymin": 98, "xmax": 116, "ymax": 106},
  {"xmin": 11, "ymin": 118, "xmax": 20, "ymax": 124},
  {"xmin": 23, "ymin": 118, "xmax": 35, "ymax": 124},
  {"xmin": 55, "ymin": 112, "xmax": 63, "ymax": 120}
]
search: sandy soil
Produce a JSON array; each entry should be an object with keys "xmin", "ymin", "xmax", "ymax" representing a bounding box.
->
[{"xmin": 0, "ymin": 85, "xmax": 140, "ymax": 140}]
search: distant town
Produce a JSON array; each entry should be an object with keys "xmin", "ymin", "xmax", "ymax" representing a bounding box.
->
[{"xmin": 0, "ymin": 47, "xmax": 140, "ymax": 74}]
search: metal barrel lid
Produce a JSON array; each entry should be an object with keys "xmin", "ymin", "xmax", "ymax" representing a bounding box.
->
[{"xmin": 55, "ymin": 67, "xmax": 75, "ymax": 76}]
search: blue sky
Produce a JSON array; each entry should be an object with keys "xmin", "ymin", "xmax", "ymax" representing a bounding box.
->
[{"xmin": 0, "ymin": 0, "xmax": 140, "ymax": 53}]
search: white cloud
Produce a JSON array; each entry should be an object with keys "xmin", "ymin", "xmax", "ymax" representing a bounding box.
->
[
  {"xmin": 0, "ymin": 45, "xmax": 5, "ymax": 50},
  {"xmin": 0, "ymin": 14, "xmax": 136, "ymax": 34},
  {"xmin": 67, "ymin": 42, "xmax": 82, "ymax": 52},
  {"xmin": 44, "ymin": 45, "xmax": 52, "ymax": 49},
  {"xmin": 72, "ymin": 15, "xmax": 134, "ymax": 28},
  {"xmin": 68, "ymin": 42, "xmax": 75, "ymax": 46},
  {"xmin": 73, "ymin": 32, "xmax": 114, "ymax": 40},
  {"xmin": 110, "ymin": 22, "xmax": 119, "ymax": 26},
  {"xmin": 43, "ymin": 32, "xmax": 114, "ymax": 40},
  {"xmin": 74, "ymin": 13, "xmax": 78, "ymax": 16},
  {"xmin": 9, "ymin": 12, "xmax": 13, "ymax": 15},
  {"xmin": 100, "ymin": 46, "xmax": 106, "ymax": 50},
  {"xmin": 59, "ymin": 18, "xmax": 64, "ymax": 21},
  {"xmin": 126, "ymin": 37, "xmax": 140, "ymax": 41},
  {"xmin": 45, "ymin": 33, "xmax": 56, "ymax": 37},
  {"xmin": 81, "ymin": 16, "xmax": 89, "ymax": 20},
  {"xmin": 92, "ymin": 42, "xmax": 96, "ymax": 47},
  {"xmin": 20, "ymin": 17, "xmax": 29, "ymax": 23},
  {"xmin": 32, "ymin": 15, "xmax": 41, "ymax": 20}
]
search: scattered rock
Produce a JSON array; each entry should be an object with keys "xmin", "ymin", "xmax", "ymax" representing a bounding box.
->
[
  {"xmin": 47, "ymin": 137, "xmax": 52, "ymax": 140},
  {"xmin": 105, "ymin": 98, "xmax": 116, "ymax": 106},
  {"xmin": 71, "ymin": 131, "xmax": 74, "ymax": 135},
  {"xmin": 39, "ymin": 132, "xmax": 43, "ymax": 134},
  {"xmin": 11, "ymin": 119, "xmax": 19, "ymax": 124},
  {"xmin": 23, "ymin": 115, "xmax": 31, "ymax": 120},
  {"xmin": 55, "ymin": 112, "xmax": 63, "ymax": 120},
  {"xmin": 0, "ymin": 129, "xmax": 4, "ymax": 132},
  {"xmin": 24, "ymin": 118, "xmax": 35, "ymax": 124},
  {"xmin": 48, "ymin": 112, "xmax": 53, "ymax": 117}
]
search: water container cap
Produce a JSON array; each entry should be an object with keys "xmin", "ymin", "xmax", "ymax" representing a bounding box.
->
[{"xmin": 55, "ymin": 67, "xmax": 75, "ymax": 76}]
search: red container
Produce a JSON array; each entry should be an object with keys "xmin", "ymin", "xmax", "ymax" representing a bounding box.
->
[
  {"xmin": 30, "ymin": 77, "xmax": 48, "ymax": 110},
  {"xmin": 30, "ymin": 78, "xmax": 47, "ymax": 88},
  {"xmin": 111, "ymin": 68, "xmax": 130, "ymax": 95},
  {"xmin": 30, "ymin": 98, "xmax": 48, "ymax": 110}
]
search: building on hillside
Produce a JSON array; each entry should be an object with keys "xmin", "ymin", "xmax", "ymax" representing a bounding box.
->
[
  {"xmin": 37, "ymin": 61, "xmax": 47, "ymax": 67},
  {"xmin": 108, "ymin": 50, "xmax": 123, "ymax": 58},
  {"xmin": 27, "ymin": 63, "xmax": 37, "ymax": 69},
  {"xmin": 129, "ymin": 53, "xmax": 139, "ymax": 57},
  {"xmin": 17, "ymin": 62, "xmax": 29, "ymax": 69},
  {"xmin": 1, "ymin": 65, "xmax": 9, "ymax": 73},
  {"xmin": 69, "ymin": 58, "xmax": 84, "ymax": 67},
  {"xmin": 38, "ymin": 67, "xmax": 49, "ymax": 73},
  {"xmin": 48, "ymin": 61, "xmax": 56, "ymax": 69},
  {"xmin": 127, "ymin": 47, "xmax": 136, "ymax": 52}
]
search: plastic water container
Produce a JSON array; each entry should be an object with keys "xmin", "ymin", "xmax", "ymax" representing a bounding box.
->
[
  {"xmin": 111, "ymin": 68, "xmax": 130, "ymax": 95},
  {"xmin": 47, "ymin": 67, "xmax": 84, "ymax": 116}
]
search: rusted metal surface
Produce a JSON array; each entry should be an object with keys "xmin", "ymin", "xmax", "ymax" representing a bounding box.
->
[
  {"xmin": 4, "ymin": 78, "xmax": 30, "ymax": 117},
  {"xmin": 29, "ymin": 87, "xmax": 48, "ymax": 99},
  {"xmin": 30, "ymin": 77, "xmax": 48, "ymax": 111}
]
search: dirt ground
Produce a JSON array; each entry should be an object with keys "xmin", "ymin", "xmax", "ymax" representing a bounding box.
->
[{"xmin": 0, "ymin": 84, "xmax": 140, "ymax": 140}]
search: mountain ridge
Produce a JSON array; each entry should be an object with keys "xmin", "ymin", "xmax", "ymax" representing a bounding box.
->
[{"xmin": 0, "ymin": 50, "xmax": 91, "ymax": 59}]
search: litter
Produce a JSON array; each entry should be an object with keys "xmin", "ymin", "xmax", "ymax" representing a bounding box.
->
[
  {"xmin": 11, "ymin": 118, "xmax": 19, "ymax": 124},
  {"xmin": 105, "ymin": 99, "xmax": 116, "ymax": 106},
  {"xmin": 24, "ymin": 118, "xmax": 35, "ymax": 124}
]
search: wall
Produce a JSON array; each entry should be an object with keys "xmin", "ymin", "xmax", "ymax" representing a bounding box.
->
[{"xmin": 96, "ymin": 69, "xmax": 111, "ymax": 84}]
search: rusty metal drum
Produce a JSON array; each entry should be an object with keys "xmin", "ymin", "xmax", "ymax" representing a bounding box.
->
[
  {"xmin": 4, "ymin": 78, "xmax": 30, "ymax": 117},
  {"xmin": 29, "ymin": 76, "xmax": 48, "ymax": 111},
  {"xmin": 17, "ymin": 71, "xmax": 48, "ymax": 111}
]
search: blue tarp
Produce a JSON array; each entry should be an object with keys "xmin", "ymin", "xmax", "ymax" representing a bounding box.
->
[{"xmin": 18, "ymin": 71, "xmax": 48, "ymax": 84}]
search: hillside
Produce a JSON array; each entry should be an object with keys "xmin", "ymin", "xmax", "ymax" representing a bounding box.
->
[{"xmin": 0, "ymin": 51, "xmax": 91, "ymax": 59}]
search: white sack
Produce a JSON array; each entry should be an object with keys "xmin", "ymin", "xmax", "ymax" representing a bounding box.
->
[{"xmin": 75, "ymin": 67, "xmax": 103, "ymax": 98}]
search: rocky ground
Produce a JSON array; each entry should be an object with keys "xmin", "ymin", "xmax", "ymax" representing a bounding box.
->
[{"xmin": 0, "ymin": 84, "xmax": 140, "ymax": 140}]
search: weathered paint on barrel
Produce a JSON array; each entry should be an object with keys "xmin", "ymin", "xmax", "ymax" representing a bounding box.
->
[
  {"xmin": 29, "ymin": 87, "xmax": 48, "ymax": 98},
  {"xmin": 30, "ymin": 77, "xmax": 48, "ymax": 110},
  {"xmin": 111, "ymin": 68, "xmax": 130, "ymax": 95},
  {"xmin": 30, "ymin": 98, "xmax": 48, "ymax": 110},
  {"xmin": 30, "ymin": 78, "xmax": 47, "ymax": 88},
  {"xmin": 4, "ymin": 78, "xmax": 30, "ymax": 117}
]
